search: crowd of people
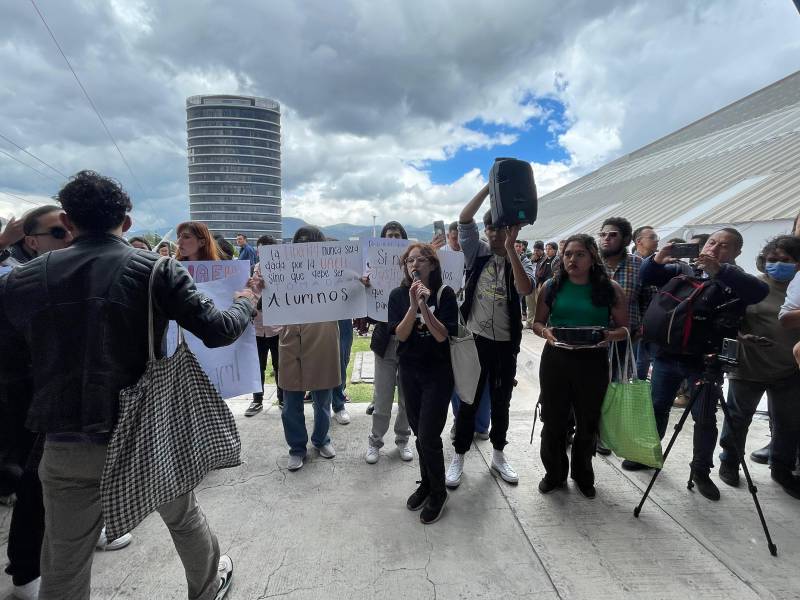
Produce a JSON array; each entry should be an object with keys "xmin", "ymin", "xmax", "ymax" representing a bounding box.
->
[{"xmin": 1, "ymin": 169, "xmax": 799, "ymax": 598}]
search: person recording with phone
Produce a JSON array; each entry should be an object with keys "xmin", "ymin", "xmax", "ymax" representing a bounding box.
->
[
  {"xmin": 633, "ymin": 228, "xmax": 769, "ymax": 500},
  {"xmin": 388, "ymin": 243, "xmax": 458, "ymax": 524},
  {"xmin": 446, "ymin": 183, "xmax": 534, "ymax": 489}
]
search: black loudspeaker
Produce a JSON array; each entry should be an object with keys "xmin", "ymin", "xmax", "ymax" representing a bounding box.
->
[{"xmin": 489, "ymin": 158, "xmax": 537, "ymax": 227}]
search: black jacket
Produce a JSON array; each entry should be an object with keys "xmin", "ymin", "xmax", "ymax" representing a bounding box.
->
[{"xmin": 1, "ymin": 233, "xmax": 255, "ymax": 433}]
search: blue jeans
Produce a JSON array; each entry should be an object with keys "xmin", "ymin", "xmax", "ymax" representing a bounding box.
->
[
  {"xmin": 650, "ymin": 356, "xmax": 717, "ymax": 474},
  {"xmin": 332, "ymin": 320, "xmax": 353, "ymax": 412},
  {"xmin": 635, "ymin": 340, "xmax": 656, "ymax": 381},
  {"xmin": 281, "ymin": 389, "xmax": 332, "ymax": 456},
  {"xmin": 450, "ymin": 381, "xmax": 491, "ymax": 433}
]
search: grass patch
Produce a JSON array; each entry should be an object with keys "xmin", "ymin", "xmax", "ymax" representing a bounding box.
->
[{"xmin": 264, "ymin": 333, "xmax": 374, "ymax": 403}]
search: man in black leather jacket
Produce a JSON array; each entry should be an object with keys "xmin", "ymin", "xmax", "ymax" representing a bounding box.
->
[{"xmin": 1, "ymin": 170, "xmax": 261, "ymax": 600}]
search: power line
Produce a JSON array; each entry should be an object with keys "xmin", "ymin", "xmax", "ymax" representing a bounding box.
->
[
  {"xmin": 28, "ymin": 0, "xmax": 147, "ymax": 196},
  {"xmin": 0, "ymin": 131, "xmax": 67, "ymax": 178},
  {"xmin": 0, "ymin": 190, "xmax": 44, "ymax": 207},
  {"xmin": 0, "ymin": 147, "xmax": 61, "ymax": 183}
]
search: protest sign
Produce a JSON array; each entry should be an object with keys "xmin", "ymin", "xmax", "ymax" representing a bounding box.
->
[
  {"xmin": 364, "ymin": 238, "xmax": 409, "ymax": 321},
  {"xmin": 437, "ymin": 250, "xmax": 465, "ymax": 293},
  {"xmin": 167, "ymin": 261, "xmax": 261, "ymax": 400},
  {"xmin": 361, "ymin": 239, "xmax": 465, "ymax": 321},
  {"xmin": 259, "ymin": 241, "xmax": 367, "ymax": 325}
]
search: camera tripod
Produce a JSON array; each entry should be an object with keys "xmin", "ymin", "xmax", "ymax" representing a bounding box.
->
[{"xmin": 633, "ymin": 354, "xmax": 778, "ymax": 557}]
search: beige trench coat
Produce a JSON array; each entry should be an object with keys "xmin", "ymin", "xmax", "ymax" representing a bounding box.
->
[{"xmin": 278, "ymin": 321, "xmax": 341, "ymax": 392}]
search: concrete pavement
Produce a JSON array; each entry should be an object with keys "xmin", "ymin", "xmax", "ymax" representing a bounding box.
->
[{"xmin": 2, "ymin": 331, "xmax": 798, "ymax": 599}]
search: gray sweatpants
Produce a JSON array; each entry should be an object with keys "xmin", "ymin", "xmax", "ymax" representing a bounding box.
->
[
  {"xmin": 368, "ymin": 338, "xmax": 411, "ymax": 448},
  {"xmin": 38, "ymin": 441, "xmax": 220, "ymax": 600}
]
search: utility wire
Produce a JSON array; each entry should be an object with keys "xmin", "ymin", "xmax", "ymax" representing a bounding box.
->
[
  {"xmin": 0, "ymin": 190, "xmax": 44, "ymax": 207},
  {"xmin": 0, "ymin": 131, "xmax": 67, "ymax": 178},
  {"xmin": 29, "ymin": 0, "xmax": 147, "ymax": 196},
  {"xmin": 0, "ymin": 147, "xmax": 61, "ymax": 183}
]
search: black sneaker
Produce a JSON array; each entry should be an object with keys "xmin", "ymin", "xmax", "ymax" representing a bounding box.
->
[
  {"xmin": 244, "ymin": 402, "xmax": 263, "ymax": 417},
  {"xmin": 621, "ymin": 459, "xmax": 650, "ymax": 471},
  {"xmin": 365, "ymin": 402, "xmax": 375, "ymax": 415},
  {"xmin": 406, "ymin": 483, "xmax": 430, "ymax": 511},
  {"xmin": 771, "ymin": 469, "xmax": 800, "ymax": 500},
  {"xmin": 538, "ymin": 478, "xmax": 566, "ymax": 494},
  {"xmin": 575, "ymin": 481, "xmax": 596, "ymax": 499},
  {"xmin": 596, "ymin": 442, "xmax": 611, "ymax": 456},
  {"xmin": 420, "ymin": 493, "xmax": 448, "ymax": 524},
  {"xmin": 750, "ymin": 443, "xmax": 770, "ymax": 464},
  {"xmin": 718, "ymin": 462, "xmax": 740, "ymax": 487},
  {"xmin": 691, "ymin": 472, "xmax": 720, "ymax": 501}
]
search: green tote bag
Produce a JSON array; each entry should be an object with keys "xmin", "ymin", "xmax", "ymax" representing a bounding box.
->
[{"xmin": 599, "ymin": 332, "xmax": 663, "ymax": 469}]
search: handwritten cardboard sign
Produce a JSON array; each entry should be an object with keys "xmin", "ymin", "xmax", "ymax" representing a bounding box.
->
[
  {"xmin": 167, "ymin": 260, "xmax": 261, "ymax": 400},
  {"xmin": 364, "ymin": 238, "xmax": 410, "ymax": 321},
  {"xmin": 362, "ymin": 239, "xmax": 465, "ymax": 321},
  {"xmin": 259, "ymin": 241, "xmax": 367, "ymax": 325}
]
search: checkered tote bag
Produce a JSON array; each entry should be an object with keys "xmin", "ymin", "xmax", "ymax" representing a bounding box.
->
[{"xmin": 101, "ymin": 257, "xmax": 242, "ymax": 540}]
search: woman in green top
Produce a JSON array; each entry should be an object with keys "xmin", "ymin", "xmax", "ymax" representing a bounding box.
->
[{"xmin": 532, "ymin": 234, "xmax": 628, "ymax": 498}]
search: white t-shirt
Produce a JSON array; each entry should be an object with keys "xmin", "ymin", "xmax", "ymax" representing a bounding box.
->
[{"xmin": 779, "ymin": 271, "xmax": 800, "ymax": 319}]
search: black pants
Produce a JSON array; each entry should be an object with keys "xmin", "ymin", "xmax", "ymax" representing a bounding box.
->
[
  {"xmin": 399, "ymin": 362, "xmax": 454, "ymax": 497},
  {"xmin": 5, "ymin": 433, "xmax": 44, "ymax": 586},
  {"xmin": 454, "ymin": 336, "xmax": 516, "ymax": 454},
  {"xmin": 255, "ymin": 334, "xmax": 282, "ymax": 403},
  {"xmin": 539, "ymin": 345, "xmax": 608, "ymax": 486}
]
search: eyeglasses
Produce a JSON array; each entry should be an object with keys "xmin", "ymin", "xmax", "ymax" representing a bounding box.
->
[
  {"xmin": 404, "ymin": 257, "xmax": 429, "ymax": 265},
  {"xmin": 29, "ymin": 226, "xmax": 68, "ymax": 240},
  {"xmin": 597, "ymin": 231, "xmax": 620, "ymax": 239}
]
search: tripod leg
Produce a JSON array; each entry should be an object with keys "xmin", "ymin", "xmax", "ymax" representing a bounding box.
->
[
  {"xmin": 634, "ymin": 393, "xmax": 698, "ymax": 517},
  {"xmin": 717, "ymin": 398, "xmax": 778, "ymax": 556}
]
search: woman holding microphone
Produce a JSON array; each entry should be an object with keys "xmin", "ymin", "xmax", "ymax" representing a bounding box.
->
[{"xmin": 388, "ymin": 243, "xmax": 458, "ymax": 524}]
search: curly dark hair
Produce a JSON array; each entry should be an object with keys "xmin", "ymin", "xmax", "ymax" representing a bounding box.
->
[
  {"xmin": 399, "ymin": 243, "xmax": 443, "ymax": 292},
  {"xmin": 57, "ymin": 170, "xmax": 132, "ymax": 233},
  {"xmin": 756, "ymin": 235, "xmax": 800, "ymax": 272},
  {"xmin": 551, "ymin": 234, "xmax": 616, "ymax": 308},
  {"xmin": 601, "ymin": 217, "xmax": 633, "ymax": 244}
]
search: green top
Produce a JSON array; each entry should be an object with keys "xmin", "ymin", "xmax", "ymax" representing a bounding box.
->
[{"xmin": 548, "ymin": 279, "xmax": 609, "ymax": 327}]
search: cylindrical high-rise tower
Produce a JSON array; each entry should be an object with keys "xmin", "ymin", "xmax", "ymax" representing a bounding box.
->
[{"xmin": 186, "ymin": 94, "xmax": 282, "ymax": 241}]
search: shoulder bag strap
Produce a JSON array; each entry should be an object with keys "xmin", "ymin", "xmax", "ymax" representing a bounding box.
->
[{"xmin": 147, "ymin": 256, "xmax": 183, "ymax": 361}]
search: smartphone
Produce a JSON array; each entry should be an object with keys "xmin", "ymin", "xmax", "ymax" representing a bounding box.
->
[
  {"xmin": 433, "ymin": 220, "xmax": 445, "ymax": 238},
  {"xmin": 671, "ymin": 243, "xmax": 700, "ymax": 259}
]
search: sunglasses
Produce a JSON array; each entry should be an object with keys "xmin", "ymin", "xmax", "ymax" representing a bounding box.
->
[{"xmin": 29, "ymin": 226, "xmax": 68, "ymax": 240}]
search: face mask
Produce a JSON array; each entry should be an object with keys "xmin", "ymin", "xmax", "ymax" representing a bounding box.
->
[{"xmin": 765, "ymin": 261, "xmax": 797, "ymax": 282}]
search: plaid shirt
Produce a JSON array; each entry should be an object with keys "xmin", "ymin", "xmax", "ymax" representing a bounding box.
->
[{"xmin": 604, "ymin": 252, "xmax": 643, "ymax": 333}]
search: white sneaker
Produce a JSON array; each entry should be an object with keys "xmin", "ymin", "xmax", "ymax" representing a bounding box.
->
[
  {"xmin": 317, "ymin": 443, "xmax": 336, "ymax": 459},
  {"xmin": 398, "ymin": 444, "xmax": 413, "ymax": 461},
  {"xmin": 215, "ymin": 555, "xmax": 233, "ymax": 600},
  {"xmin": 445, "ymin": 454, "xmax": 464, "ymax": 488},
  {"xmin": 365, "ymin": 445, "xmax": 380, "ymax": 464},
  {"xmin": 13, "ymin": 577, "xmax": 40, "ymax": 600},
  {"xmin": 96, "ymin": 527, "xmax": 133, "ymax": 551},
  {"xmin": 287, "ymin": 454, "xmax": 304, "ymax": 471},
  {"xmin": 491, "ymin": 450, "xmax": 519, "ymax": 484},
  {"xmin": 333, "ymin": 409, "xmax": 351, "ymax": 425}
]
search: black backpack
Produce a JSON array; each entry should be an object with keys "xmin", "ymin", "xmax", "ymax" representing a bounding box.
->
[{"xmin": 642, "ymin": 274, "xmax": 738, "ymax": 355}]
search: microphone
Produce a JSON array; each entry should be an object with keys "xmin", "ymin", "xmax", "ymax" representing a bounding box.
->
[{"xmin": 411, "ymin": 270, "xmax": 420, "ymax": 281}]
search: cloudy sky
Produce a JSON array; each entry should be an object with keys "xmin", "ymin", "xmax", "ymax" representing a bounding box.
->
[{"xmin": 1, "ymin": 0, "xmax": 798, "ymax": 229}]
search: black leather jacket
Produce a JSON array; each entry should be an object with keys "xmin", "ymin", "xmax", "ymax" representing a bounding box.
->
[{"xmin": 1, "ymin": 233, "xmax": 255, "ymax": 433}]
